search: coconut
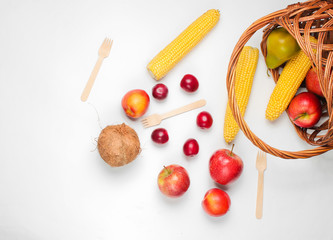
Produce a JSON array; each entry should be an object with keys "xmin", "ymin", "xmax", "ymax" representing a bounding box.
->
[{"xmin": 97, "ymin": 123, "xmax": 140, "ymax": 167}]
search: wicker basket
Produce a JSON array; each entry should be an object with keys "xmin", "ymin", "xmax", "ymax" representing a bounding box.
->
[{"xmin": 226, "ymin": 0, "xmax": 333, "ymax": 159}]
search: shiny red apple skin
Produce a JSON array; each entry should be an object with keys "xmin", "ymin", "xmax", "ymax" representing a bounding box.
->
[
  {"xmin": 121, "ymin": 89, "xmax": 150, "ymax": 118},
  {"xmin": 202, "ymin": 188, "xmax": 231, "ymax": 217},
  {"xmin": 209, "ymin": 148, "xmax": 243, "ymax": 185},
  {"xmin": 152, "ymin": 83, "xmax": 168, "ymax": 100},
  {"xmin": 183, "ymin": 138, "xmax": 199, "ymax": 157},
  {"xmin": 196, "ymin": 111, "xmax": 213, "ymax": 129},
  {"xmin": 151, "ymin": 128, "xmax": 169, "ymax": 144},
  {"xmin": 180, "ymin": 74, "xmax": 199, "ymax": 92},
  {"xmin": 305, "ymin": 68, "xmax": 324, "ymax": 97},
  {"xmin": 287, "ymin": 92, "xmax": 322, "ymax": 128},
  {"xmin": 157, "ymin": 164, "xmax": 190, "ymax": 198}
]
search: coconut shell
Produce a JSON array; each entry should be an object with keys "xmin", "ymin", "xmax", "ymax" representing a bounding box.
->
[{"xmin": 97, "ymin": 123, "xmax": 140, "ymax": 167}]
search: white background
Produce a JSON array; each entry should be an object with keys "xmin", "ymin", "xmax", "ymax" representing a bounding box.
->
[{"xmin": 1, "ymin": 0, "xmax": 333, "ymax": 239}]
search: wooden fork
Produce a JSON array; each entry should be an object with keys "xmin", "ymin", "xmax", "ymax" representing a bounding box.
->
[
  {"xmin": 256, "ymin": 150, "xmax": 267, "ymax": 219},
  {"xmin": 141, "ymin": 99, "xmax": 206, "ymax": 128},
  {"xmin": 81, "ymin": 38, "xmax": 113, "ymax": 102}
]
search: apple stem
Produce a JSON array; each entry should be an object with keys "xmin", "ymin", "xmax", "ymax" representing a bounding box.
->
[
  {"xmin": 230, "ymin": 144, "xmax": 235, "ymax": 156},
  {"xmin": 163, "ymin": 165, "xmax": 171, "ymax": 175},
  {"xmin": 293, "ymin": 113, "xmax": 307, "ymax": 122}
]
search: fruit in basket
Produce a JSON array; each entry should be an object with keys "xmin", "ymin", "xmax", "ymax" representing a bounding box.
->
[
  {"xmin": 265, "ymin": 27, "xmax": 300, "ymax": 69},
  {"xmin": 121, "ymin": 89, "xmax": 150, "ymax": 118},
  {"xmin": 209, "ymin": 145, "xmax": 243, "ymax": 185},
  {"xmin": 151, "ymin": 128, "xmax": 169, "ymax": 144},
  {"xmin": 157, "ymin": 164, "xmax": 190, "ymax": 198},
  {"xmin": 224, "ymin": 46, "xmax": 259, "ymax": 143},
  {"xmin": 183, "ymin": 138, "xmax": 199, "ymax": 157},
  {"xmin": 266, "ymin": 36, "xmax": 318, "ymax": 121},
  {"xmin": 147, "ymin": 9, "xmax": 220, "ymax": 80},
  {"xmin": 287, "ymin": 92, "xmax": 322, "ymax": 128},
  {"xmin": 97, "ymin": 123, "xmax": 140, "ymax": 167},
  {"xmin": 305, "ymin": 67, "xmax": 324, "ymax": 97},
  {"xmin": 202, "ymin": 188, "xmax": 231, "ymax": 217},
  {"xmin": 180, "ymin": 74, "xmax": 199, "ymax": 92},
  {"xmin": 196, "ymin": 111, "xmax": 213, "ymax": 129},
  {"xmin": 152, "ymin": 83, "xmax": 169, "ymax": 100}
]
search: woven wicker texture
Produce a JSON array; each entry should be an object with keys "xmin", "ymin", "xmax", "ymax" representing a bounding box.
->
[{"xmin": 226, "ymin": 0, "xmax": 333, "ymax": 159}]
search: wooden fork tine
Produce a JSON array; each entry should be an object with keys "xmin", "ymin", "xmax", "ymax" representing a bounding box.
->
[
  {"xmin": 106, "ymin": 38, "xmax": 112, "ymax": 47},
  {"xmin": 102, "ymin": 38, "xmax": 109, "ymax": 48},
  {"xmin": 102, "ymin": 38, "xmax": 107, "ymax": 45},
  {"xmin": 256, "ymin": 151, "xmax": 261, "ymax": 166},
  {"xmin": 258, "ymin": 151, "xmax": 266, "ymax": 164},
  {"xmin": 141, "ymin": 118, "xmax": 148, "ymax": 123},
  {"xmin": 141, "ymin": 119, "xmax": 148, "ymax": 126}
]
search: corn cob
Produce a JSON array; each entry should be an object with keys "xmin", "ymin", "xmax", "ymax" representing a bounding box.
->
[
  {"xmin": 224, "ymin": 46, "xmax": 259, "ymax": 143},
  {"xmin": 265, "ymin": 36, "xmax": 318, "ymax": 121},
  {"xmin": 147, "ymin": 9, "xmax": 220, "ymax": 80}
]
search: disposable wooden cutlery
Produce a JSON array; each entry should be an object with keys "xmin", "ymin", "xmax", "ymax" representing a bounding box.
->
[
  {"xmin": 81, "ymin": 38, "xmax": 113, "ymax": 102},
  {"xmin": 256, "ymin": 150, "xmax": 267, "ymax": 219},
  {"xmin": 141, "ymin": 99, "xmax": 206, "ymax": 128}
]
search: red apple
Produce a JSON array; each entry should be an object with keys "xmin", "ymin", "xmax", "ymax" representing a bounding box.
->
[
  {"xmin": 287, "ymin": 91, "xmax": 322, "ymax": 128},
  {"xmin": 305, "ymin": 67, "xmax": 324, "ymax": 97},
  {"xmin": 180, "ymin": 74, "xmax": 199, "ymax": 92},
  {"xmin": 157, "ymin": 164, "xmax": 190, "ymax": 198},
  {"xmin": 196, "ymin": 111, "xmax": 213, "ymax": 129},
  {"xmin": 152, "ymin": 83, "xmax": 168, "ymax": 100},
  {"xmin": 209, "ymin": 145, "xmax": 243, "ymax": 185},
  {"xmin": 121, "ymin": 89, "xmax": 150, "ymax": 118},
  {"xmin": 183, "ymin": 138, "xmax": 199, "ymax": 157},
  {"xmin": 202, "ymin": 188, "xmax": 231, "ymax": 217}
]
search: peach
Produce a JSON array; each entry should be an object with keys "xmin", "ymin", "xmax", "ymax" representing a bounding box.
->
[{"xmin": 121, "ymin": 89, "xmax": 150, "ymax": 118}]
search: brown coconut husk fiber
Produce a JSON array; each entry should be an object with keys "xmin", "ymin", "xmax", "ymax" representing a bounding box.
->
[{"xmin": 97, "ymin": 123, "xmax": 141, "ymax": 167}]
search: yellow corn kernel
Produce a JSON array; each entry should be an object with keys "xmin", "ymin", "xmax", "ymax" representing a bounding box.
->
[
  {"xmin": 224, "ymin": 46, "xmax": 259, "ymax": 143},
  {"xmin": 265, "ymin": 36, "xmax": 318, "ymax": 121},
  {"xmin": 147, "ymin": 9, "xmax": 220, "ymax": 80}
]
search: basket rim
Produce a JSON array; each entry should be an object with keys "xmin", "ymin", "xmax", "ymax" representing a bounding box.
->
[{"xmin": 226, "ymin": 0, "xmax": 333, "ymax": 159}]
